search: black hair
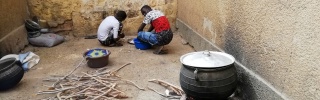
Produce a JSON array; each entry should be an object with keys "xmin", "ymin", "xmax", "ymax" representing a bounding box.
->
[
  {"xmin": 141, "ymin": 5, "xmax": 152, "ymax": 11},
  {"xmin": 115, "ymin": 10, "xmax": 127, "ymax": 21}
]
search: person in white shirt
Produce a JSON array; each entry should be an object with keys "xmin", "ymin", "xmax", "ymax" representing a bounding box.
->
[{"xmin": 97, "ymin": 10, "xmax": 127, "ymax": 47}]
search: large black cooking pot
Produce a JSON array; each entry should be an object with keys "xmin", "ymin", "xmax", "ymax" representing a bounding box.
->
[
  {"xmin": 0, "ymin": 58, "xmax": 24, "ymax": 90},
  {"xmin": 179, "ymin": 50, "xmax": 237, "ymax": 100}
]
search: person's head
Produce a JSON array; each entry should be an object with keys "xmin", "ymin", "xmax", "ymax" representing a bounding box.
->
[
  {"xmin": 115, "ymin": 10, "xmax": 127, "ymax": 22},
  {"xmin": 140, "ymin": 5, "xmax": 152, "ymax": 16}
]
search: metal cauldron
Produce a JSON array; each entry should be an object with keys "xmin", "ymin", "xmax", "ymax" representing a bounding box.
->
[{"xmin": 179, "ymin": 50, "xmax": 237, "ymax": 100}]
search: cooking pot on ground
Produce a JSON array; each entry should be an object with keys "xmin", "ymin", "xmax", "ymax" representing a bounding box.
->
[
  {"xmin": 179, "ymin": 50, "xmax": 237, "ymax": 100},
  {"xmin": 83, "ymin": 48, "xmax": 110, "ymax": 68},
  {"xmin": 0, "ymin": 58, "xmax": 24, "ymax": 90}
]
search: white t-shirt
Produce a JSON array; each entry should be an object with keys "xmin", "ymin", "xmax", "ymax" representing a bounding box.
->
[
  {"xmin": 143, "ymin": 10, "xmax": 164, "ymax": 24},
  {"xmin": 97, "ymin": 16, "xmax": 120, "ymax": 41}
]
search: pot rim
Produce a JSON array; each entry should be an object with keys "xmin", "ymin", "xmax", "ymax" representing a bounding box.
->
[
  {"xmin": 83, "ymin": 49, "xmax": 111, "ymax": 59},
  {"xmin": 180, "ymin": 51, "xmax": 235, "ymax": 68},
  {"xmin": 0, "ymin": 57, "xmax": 18, "ymax": 67}
]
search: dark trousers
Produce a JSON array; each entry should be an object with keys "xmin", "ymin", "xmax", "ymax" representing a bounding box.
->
[{"xmin": 99, "ymin": 36, "xmax": 116, "ymax": 46}]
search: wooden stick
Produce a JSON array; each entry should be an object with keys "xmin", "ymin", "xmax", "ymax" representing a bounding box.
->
[
  {"xmin": 61, "ymin": 93, "xmax": 85, "ymax": 100},
  {"xmin": 147, "ymin": 87, "xmax": 167, "ymax": 97},
  {"xmin": 39, "ymin": 81, "xmax": 91, "ymax": 95},
  {"xmin": 84, "ymin": 88, "xmax": 105, "ymax": 94},
  {"xmin": 149, "ymin": 79, "xmax": 183, "ymax": 91},
  {"xmin": 82, "ymin": 72, "xmax": 124, "ymax": 93},
  {"xmin": 169, "ymin": 86, "xmax": 182, "ymax": 95},
  {"xmin": 38, "ymin": 62, "xmax": 137, "ymax": 99},
  {"xmin": 123, "ymin": 79, "xmax": 145, "ymax": 91},
  {"xmin": 37, "ymin": 86, "xmax": 78, "ymax": 94},
  {"xmin": 148, "ymin": 79, "xmax": 184, "ymax": 95},
  {"xmin": 74, "ymin": 86, "xmax": 92, "ymax": 94},
  {"xmin": 147, "ymin": 87, "xmax": 181, "ymax": 99},
  {"xmin": 96, "ymin": 67, "xmax": 108, "ymax": 73},
  {"xmin": 57, "ymin": 92, "xmax": 62, "ymax": 100},
  {"xmin": 100, "ymin": 96, "xmax": 112, "ymax": 100},
  {"xmin": 114, "ymin": 92, "xmax": 129, "ymax": 99},
  {"xmin": 52, "ymin": 57, "xmax": 86, "ymax": 87},
  {"xmin": 93, "ymin": 83, "xmax": 117, "ymax": 100},
  {"xmin": 83, "ymin": 72, "xmax": 110, "ymax": 87},
  {"xmin": 111, "ymin": 63, "xmax": 131, "ymax": 75}
]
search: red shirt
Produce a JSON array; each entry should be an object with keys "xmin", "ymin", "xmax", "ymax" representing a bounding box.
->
[
  {"xmin": 152, "ymin": 16, "xmax": 170, "ymax": 33},
  {"xmin": 143, "ymin": 10, "xmax": 171, "ymax": 33}
]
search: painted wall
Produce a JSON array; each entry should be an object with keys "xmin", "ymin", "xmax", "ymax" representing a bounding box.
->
[
  {"xmin": 177, "ymin": 0, "xmax": 320, "ymax": 99},
  {"xmin": 0, "ymin": 0, "xmax": 29, "ymax": 57},
  {"xmin": 27, "ymin": 0, "xmax": 177, "ymax": 36}
]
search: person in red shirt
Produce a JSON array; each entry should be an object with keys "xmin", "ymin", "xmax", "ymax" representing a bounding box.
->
[{"xmin": 137, "ymin": 5, "xmax": 173, "ymax": 54}]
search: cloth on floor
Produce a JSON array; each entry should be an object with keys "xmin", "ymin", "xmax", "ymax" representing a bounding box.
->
[
  {"xmin": 19, "ymin": 52, "xmax": 40, "ymax": 71},
  {"xmin": 0, "ymin": 52, "xmax": 40, "ymax": 71}
]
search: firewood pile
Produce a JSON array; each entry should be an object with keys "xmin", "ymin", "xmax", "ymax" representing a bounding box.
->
[
  {"xmin": 37, "ymin": 63, "xmax": 144, "ymax": 100},
  {"xmin": 37, "ymin": 59, "xmax": 186, "ymax": 100}
]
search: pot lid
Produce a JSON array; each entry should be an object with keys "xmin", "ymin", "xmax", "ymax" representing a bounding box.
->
[{"xmin": 180, "ymin": 50, "xmax": 235, "ymax": 68}]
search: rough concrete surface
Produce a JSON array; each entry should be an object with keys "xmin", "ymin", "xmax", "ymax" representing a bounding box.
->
[
  {"xmin": 27, "ymin": 0, "xmax": 177, "ymax": 36},
  {"xmin": 177, "ymin": 0, "xmax": 320, "ymax": 99},
  {"xmin": 0, "ymin": 0, "xmax": 29, "ymax": 38},
  {"xmin": 0, "ymin": 0, "xmax": 29, "ymax": 58},
  {"xmin": 177, "ymin": 19, "xmax": 284, "ymax": 100},
  {"xmin": 0, "ymin": 26, "xmax": 29, "ymax": 58},
  {"xmin": 0, "ymin": 34, "xmax": 196, "ymax": 100}
]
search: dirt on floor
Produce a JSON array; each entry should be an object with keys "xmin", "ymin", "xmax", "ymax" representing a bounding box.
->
[{"xmin": 0, "ymin": 33, "xmax": 196, "ymax": 100}]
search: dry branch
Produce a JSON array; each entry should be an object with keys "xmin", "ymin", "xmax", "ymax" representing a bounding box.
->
[
  {"xmin": 38, "ymin": 62, "xmax": 139, "ymax": 99},
  {"xmin": 57, "ymin": 92, "xmax": 62, "ymax": 100},
  {"xmin": 123, "ymin": 79, "xmax": 145, "ymax": 91},
  {"xmin": 147, "ymin": 87, "xmax": 181, "ymax": 99},
  {"xmin": 52, "ymin": 57, "xmax": 86, "ymax": 87},
  {"xmin": 111, "ymin": 62, "xmax": 131, "ymax": 75},
  {"xmin": 93, "ymin": 83, "xmax": 117, "ymax": 100},
  {"xmin": 148, "ymin": 79, "xmax": 184, "ymax": 95}
]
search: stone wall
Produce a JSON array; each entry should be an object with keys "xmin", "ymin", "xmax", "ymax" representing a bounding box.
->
[
  {"xmin": 27, "ymin": 0, "xmax": 177, "ymax": 37},
  {"xmin": 177, "ymin": 0, "xmax": 320, "ymax": 99},
  {"xmin": 0, "ymin": 0, "xmax": 29, "ymax": 57}
]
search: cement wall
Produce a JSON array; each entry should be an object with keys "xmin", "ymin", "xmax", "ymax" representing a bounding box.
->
[
  {"xmin": 177, "ymin": 0, "xmax": 320, "ymax": 100},
  {"xmin": 0, "ymin": 0, "xmax": 29, "ymax": 57},
  {"xmin": 27, "ymin": 0, "xmax": 177, "ymax": 36}
]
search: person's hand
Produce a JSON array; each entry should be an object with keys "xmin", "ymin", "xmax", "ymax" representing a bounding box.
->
[{"xmin": 119, "ymin": 33, "xmax": 125, "ymax": 38}]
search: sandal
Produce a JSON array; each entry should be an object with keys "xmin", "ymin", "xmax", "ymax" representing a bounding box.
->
[
  {"xmin": 153, "ymin": 49, "xmax": 168, "ymax": 55},
  {"xmin": 127, "ymin": 38, "xmax": 134, "ymax": 45}
]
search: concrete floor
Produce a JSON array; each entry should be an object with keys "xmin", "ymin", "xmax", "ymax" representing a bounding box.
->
[{"xmin": 0, "ymin": 33, "xmax": 196, "ymax": 100}]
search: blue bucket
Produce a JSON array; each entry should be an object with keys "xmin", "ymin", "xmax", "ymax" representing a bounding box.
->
[{"xmin": 134, "ymin": 38, "xmax": 151, "ymax": 50}]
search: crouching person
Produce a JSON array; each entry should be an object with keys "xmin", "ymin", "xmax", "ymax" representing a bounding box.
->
[
  {"xmin": 97, "ymin": 10, "xmax": 127, "ymax": 47},
  {"xmin": 137, "ymin": 5, "xmax": 173, "ymax": 54}
]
